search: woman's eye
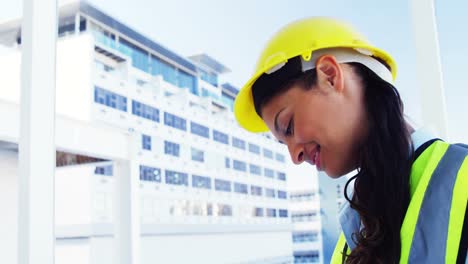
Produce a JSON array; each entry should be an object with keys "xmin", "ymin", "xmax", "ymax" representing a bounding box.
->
[{"xmin": 285, "ymin": 119, "xmax": 293, "ymax": 136}]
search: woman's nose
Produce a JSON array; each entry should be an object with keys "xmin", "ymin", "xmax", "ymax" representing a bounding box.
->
[{"xmin": 288, "ymin": 144, "xmax": 305, "ymax": 165}]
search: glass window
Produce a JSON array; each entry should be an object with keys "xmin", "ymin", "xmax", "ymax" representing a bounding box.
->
[
  {"xmin": 91, "ymin": 26, "xmax": 117, "ymax": 49},
  {"xmin": 278, "ymin": 190, "xmax": 287, "ymax": 199},
  {"xmin": 275, "ymin": 153, "xmax": 286, "ymax": 163},
  {"xmin": 200, "ymin": 69, "xmax": 218, "ymax": 87},
  {"xmin": 164, "ymin": 112, "xmax": 187, "ymax": 131},
  {"xmin": 150, "ymin": 55, "xmax": 177, "ymax": 86},
  {"xmin": 132, "ymin": 100, "xmax": 160, "ymax": 122},
  {"xmin": 292, "ymin": 232, "xmax": 318, "ymax": 243},
  {"xmin": 233, "ymin": 182, "xmax": 248, "ymax": 194},
  {"xmin": 178, "ymin": 69, "xmax": 198, "ymax": 95},
  {"xmin": 58, "ymin": 23, "xmax": 75, "ymax": 36},
  {"xmin": 277, "ymin": 172, "xmax": 287, "ymax": 181},
  {"xmin": 266, "ymin": 208, "xmax": 277, "ymax": 218},
  {"xmin": 142, "ymin": 134, "xmax": 151, "ymax": 150},
  {"xmin": 192, "ymin": 175, "xmax": 211, "ymax": 189},
  {"xmin": 214, "ymin": 179, "xmax": 231, "ymax": 192},
  {"xmin": 190, "ymin": 122, "xmax": 210, "ymax": 138},
  {"xmin": 213, "ymin": 130, "xmax": 229, "ymax": 145},
  {"xmin": 139, "ymin": 165, "xmax": 161, "ymax": 182},
  {"xmin": 263, "ymin": 148, "xmax": 273, "ymax": 159},
  {"xmin": 191, "ymin": 148, "xmax": 204, "ymax": 162},
  {"xmin": 265, "ymin": 188, "xmax": 276, "ymax": 198},
  {"xmin": 119, "ymin": 37, "xmax": 150, "ymax": 73},
  {"xmin": 248, "ymin": 143, "xmax": 260, "ymax": 154},
  {"xmin": 249, "ymin": 164, "xmax": 262, "ymax": 175},
  {"xmin": 225, "ymin": 157, "xmax": 230, "ymax": 169},
  {"xmin": 251, "ymin": 185, "xmax": 262, "ymax": 196},
  {"xmin": 94, "ymin": 86, "xmax": 127, "ymax": 112},
  {"xmin": 279, "ymin": 209, "xmax": 288, "ymax": 218},
  {"xmin": 291, "ymin": 211, "xmax": 318, "ymax": 222},
  {"xmin": 164, "ymin": 141, "xmax": 180, "ymax": 157},
  {"xmin": 217, "ymin": 204, "xmax": 232, "ymax": 216},
  {"xmin": 264, "ymin": 168, "xmax": 274, "ymax": 178},
  {"xmin": 232, "ymin": 137, "xmax": 246, "ymax": 150},
  {"xmin": 254, "ymin": 207, "xmax": 263, "ymax": 217},
  {"xmin": 95, "ymin": 165, "xmax": 113, "ymax": 176},
  {"xmin": 233, "ymin": 160, "xmax": 247, "ymax": 172},
  {"xmin": 165, "ymin": 170, "xmax": 188, "ymax": 186}
]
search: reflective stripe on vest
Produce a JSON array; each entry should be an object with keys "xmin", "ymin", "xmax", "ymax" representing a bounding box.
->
[
  {"xmin": 331, "ymin": 141, "xmax": 468, "ymax": 263},
  {"xmin": 401, "ymin": 142, "xmax": 468, "ymax": 263}
]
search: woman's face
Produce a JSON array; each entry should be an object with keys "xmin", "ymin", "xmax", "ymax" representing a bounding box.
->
[{"xmin": 260, "ymin": 55, "xmax": 368, "ymax": 178}]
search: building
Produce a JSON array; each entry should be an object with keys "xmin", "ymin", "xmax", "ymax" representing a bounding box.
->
[
  {"xmin": 289, "ymin": 171, "xmax": 350, "ymax": 264},
  {"xmin": 0, "ymin": 1, "xmax": 295, "ymax": 263}
]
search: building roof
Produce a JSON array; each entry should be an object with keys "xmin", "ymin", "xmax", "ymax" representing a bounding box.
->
[
  {"xmin": 0, "ymin": 0, "xmax": 199, "ymax": 73},
  {"xmin": 78, "ymin": 1, "xmax": 197, "ymax": 72},
  {"xmin": 221, "ymin": 83, "xmax": 239, "ymax": 97},
  {"xmin": 189, "ymin": 53, "xmax": 231, "ymax": 74}
]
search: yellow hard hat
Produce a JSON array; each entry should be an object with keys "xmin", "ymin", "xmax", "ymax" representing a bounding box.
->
[{"xmin": 234, "ymin": 17, "xmax": 397, "ymax": 133}]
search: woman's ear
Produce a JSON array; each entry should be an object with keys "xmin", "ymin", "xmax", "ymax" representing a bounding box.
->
[{"xmin": 315, "ymin": 55, "xmax": 344, "ymax": 93}]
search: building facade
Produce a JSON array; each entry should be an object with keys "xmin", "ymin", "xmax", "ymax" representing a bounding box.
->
[{"xmin": 0, "ymin": 1, "xmax": 296, "ymax": 263}]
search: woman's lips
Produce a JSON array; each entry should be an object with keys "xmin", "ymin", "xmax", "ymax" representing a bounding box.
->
[{"xmin": 308, "ymin": 145, "xmax": 321, "ymax": 168}]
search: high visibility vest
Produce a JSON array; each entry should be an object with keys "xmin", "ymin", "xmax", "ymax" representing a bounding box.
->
[{"xmin": 331, "ymin": 140, "xmax": 468, "ymax": 263}]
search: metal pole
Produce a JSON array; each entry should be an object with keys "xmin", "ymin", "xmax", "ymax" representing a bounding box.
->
[
  {"xmin": 410, "ymin": 0, "xmax": 448, "ymax": 138},
  {"xmin": 18, "ymin": 0, "xmax": 57, "ymax": 263}
]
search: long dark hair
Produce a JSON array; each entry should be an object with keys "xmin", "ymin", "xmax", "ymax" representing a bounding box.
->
[{"xmin": 252, "ymin": 60, "xmax": 413, "ymax": 263}]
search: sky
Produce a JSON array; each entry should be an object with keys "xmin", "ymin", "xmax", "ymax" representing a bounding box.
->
[{"xmin": 0, "ymin": 0, "xmax": 466, "ymax": 144}]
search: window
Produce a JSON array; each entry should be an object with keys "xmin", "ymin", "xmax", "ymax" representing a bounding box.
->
[
  {"xmin": 94, "ymin": 86, "xmax": 127, "ymax": 112},
  {"xmin": 142, "ymin": 134, "xmax": 151, "ymax": 150},
  {"xmin": 264, "ymin": 168, "xmax": 274, "ymax": 178},
  {"xmin": 249, "ymin": 164, "xmax": 262, "ymax": 175},
  {"xmin": 248, "ymin": 143, "xmax": 260, "ymax": 154},
  {"xmin": 291, "ymin": 211, "xmax": 318, "ymax": 222},
  {"xmin": 279, "ymin": 209, "xmax": 288, "ymax": 218},
  {"xmin": 164, "ymin": 112, "xmax": 187, "ymax": 131},
  {"xmin": 292, "ymin": 232, "xmax": 318, "ymax": 243},
  {"xmin": 251, "ymin": 185, "xmax": 262, "ymax": 196},
  {"xmin": 254, "ymin": 207, "xmax": 264, "ymax": 217},
  {"xmin": 217, "ymin": 204, "xmax": 232, "ymax": 216},
  {"xmin": 164, "ymin": 141, "xmax": 180, "ymax": 157},
  {"xmin": 232, "ymin": 137, "xmax": 246, "ymax": 150},
  {"xmin": 150, "ymin": 55, "xmax": 177, "ymax": 86},
  {"xmin": 191, "ymin": 148, "xmax": 204, "ymax": 162},
  {"xmin": 263, "ymin": 148, "xmax": 273, "ymax": 159},
  {"xmin": 278, "ymin": 190, "xmax": 287, "ymax": 199},
  {"xmin": 213, "ymin": 130, "xmax": 229, "ymax": 145},
  {"xmin": 294, "ymin": 251, "xmax": 320, "ymax": 263},
  {"xmin": 233, "ymin": 182, "xmax": 248, "ymax": 194},
  {"xmin": 265, "ymin": 188, "xmax": 276, "ymax": 198},
  {"xmin": 233, "ymin": 160, "xmax": 247, "ymax": 172},
  {"xmin": 139, "ymin": 165, "xmax": 161, "ymax": 182},
  {"xmin": 225, "ymin": 157, "xmax": 230, "ymax": 169},
  {"xmin": 290, "ymin": 192, "xmax": 316, "ymax": 201},
  {"xmin": 266, "ymin": 208, "xmax": 277, "ymax": 217},
  {"xmin": 178, "ymin": 69, "xmax": 198, "ymax": 95},
  {"xmin": 132, "ymin": 100, "xmax": 159, "ymax": 122},
  {"xmin": 95, "ymin": 165, "xmax": 113, "ymax": 176},
  {"xmin": 215, "ymin": 179, "xmax": 231, "ymax": 192},
  {"xmin": 200, "ymin": 69, "xmax": 218, "ymax": 87},
  {"xmin": 192, "ymin": 175, "xmax": 211, "ymax": 189},
  {"xmin": 119, "ymin": 37, "xmax": 150, "ymax": 73},
  {"xmin": 275, "ymin": 153, "xmax": 286, "ymax": 163},
  {"xmin": 165, "ymin": 170, "xmax": 188, "ymax": 186},
  {"xmin": 58, "ymin": 23, "xmax": 75, "ymax": 36},
  {"xmin": 190, "ymin": 121, "xmax": 209, "ymax": 138},
  {"xmin": 277, "ymin": 172, "xmax": 287, "ymax": 181}
]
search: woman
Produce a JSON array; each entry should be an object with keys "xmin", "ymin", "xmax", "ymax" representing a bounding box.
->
[{"xmin": 233, "ymin": 18, "xmax": 467, "ymax": 263}]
